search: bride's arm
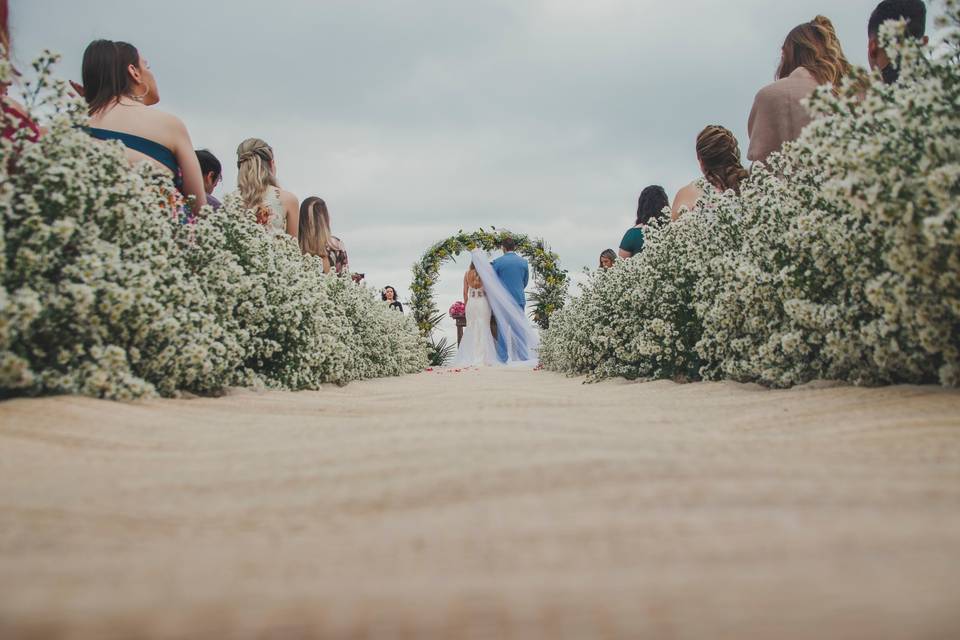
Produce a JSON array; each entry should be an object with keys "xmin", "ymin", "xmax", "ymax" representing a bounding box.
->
[{"xmin": 463, "ymin": 273, "xmax": 469, "ymax": 305}]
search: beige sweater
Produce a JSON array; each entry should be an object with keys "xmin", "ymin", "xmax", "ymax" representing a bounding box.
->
[{"xmin": 747, "ymin": 67, "xmax": 820, "ymax": 164}]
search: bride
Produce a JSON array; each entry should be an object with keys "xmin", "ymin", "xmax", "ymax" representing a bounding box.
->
[
  {"xmin": 452, "ymin": 260, "xmax": 499, "ymax": 367},
  {"xmin": 451, "ymin": 250, "xmax": 539, "ymax": 368}
]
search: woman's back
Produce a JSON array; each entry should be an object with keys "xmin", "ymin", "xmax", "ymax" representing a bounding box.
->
[
  {"xmin": 88, "ymin": 104, "xmax": 182, "ymax": 173},
  {"xmin": 748, "ymin": 16, "xmax": 851, "ymax": 164},
  {"xmin": 747, "ymin": 67, "xmax": 819, "ymax": 163},
  {"xmin": 237, "ymin": 138, "xmax": 298, "ymax": 238},
  {"xmin": 466, "ymin": 269, "xmax": 484, "ymax": 292},
  {"xmin": 258, "ymin": 187, "xmax": 287, "ymax": 233},
  {"xmin": 81, "ymin": 39, "xmax": 205, "ymax": 206}
]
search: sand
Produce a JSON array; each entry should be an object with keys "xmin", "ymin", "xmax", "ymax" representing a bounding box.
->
[{"xmin": 1, "ymin": 368, "xmax": 959, "ymax": 639}]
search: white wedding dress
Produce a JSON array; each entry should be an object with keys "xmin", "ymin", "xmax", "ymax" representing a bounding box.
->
[
  {"xmin": 451, "ymin": 250, "xmax": 540, "ymax": 368},
  {"xmin": 452, "ymin": 286, "xmax": 500, "ymax": 367}
]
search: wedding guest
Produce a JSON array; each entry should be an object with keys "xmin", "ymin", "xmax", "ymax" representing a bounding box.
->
[
  {"xmin": 298, "ymin": 196, "xmax": 349, "ymax": 274},
  {"xmin": 0, "ymin": 0, "xmax": 40, "ymax": 143},
  {"xmin": 672, "ymin": 126, "xmax": 749, "ymax": 221},
  {"xmin": 747, "ymin": 16, "xmax": 853, "ymax": 164},
  {"xmin": 869, "ymin": 0, "xmax": 928, "ymax": 84},
  {"xmin": 382, "ymin": 286, "xmax": 404, "ymax": 312},
  {"xmin": 619, "ymin": 185, "xmax": 669, "ymax": 258},
  {"xmin": 235, "ymin": 138, "xmax": 298, "ymax": 238},
  {"xmin": 81, "ymin": 40, "xmax": 205, "ymax": 208},
  {"xmin": 599, "ymin": 249, "xmax": 617, "ymax": 270},
  {"xmin": 195, "ymin": 149, "xmax": 223, "ymax": 210}
]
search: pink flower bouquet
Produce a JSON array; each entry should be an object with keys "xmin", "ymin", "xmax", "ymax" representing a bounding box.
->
[{"xmin": 449, "ymin": 301, "xmax": 466, "ymax": 319}]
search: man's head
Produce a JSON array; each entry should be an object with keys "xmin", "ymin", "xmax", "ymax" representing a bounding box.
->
[
  {"xmin": 868, "ymin": 0, "xmax": 928, "ymax": 72},
  {"xmin": 195, "ymin": 149, "xmax": 222, "ymax": 195},
  {"xmin": 501, "ymin": 236, "xmax": 517, "ymax": 253}
]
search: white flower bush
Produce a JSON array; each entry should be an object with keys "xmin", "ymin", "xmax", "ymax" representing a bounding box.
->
[
  {"xmin": 0, "ymin": 53, "xmax": 425, "ymax": 400},
  {"xmin": 544, "ymin": 5, "xmax": 960, "ymax": 388},
  {"xmin": 540, "ymin": 187, "xmax": 741, "ymax": 381}
]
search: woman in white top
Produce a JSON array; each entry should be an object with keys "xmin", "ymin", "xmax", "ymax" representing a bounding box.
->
[{"xmin": 235, "ymin": 138, "xmax": 299, "ymax": 238}]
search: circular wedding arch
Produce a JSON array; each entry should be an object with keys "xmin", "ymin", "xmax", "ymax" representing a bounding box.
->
[{"xmin": 409, "ymin": 228, "xmax": 569, "ymax": 348}]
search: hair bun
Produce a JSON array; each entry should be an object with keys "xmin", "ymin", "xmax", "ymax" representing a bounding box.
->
[{"xmin": 811, "ymin": 15, "xmax": 834, "ymax": 29}]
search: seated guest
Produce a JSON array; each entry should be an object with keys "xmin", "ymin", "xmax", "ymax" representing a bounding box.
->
[
  {"xmin": 619, "ymin": 185, "xmax": 669, "ymax": 258},
  {"xmin": 235, "ymin": 138, "xmax": 298, "ymax": 238},
  {"xmin": 298, "ymin": 196, "xmax": 349, "ymax": 274},
  {"xmin": 81, "ymin": 40, "xmax": 205, "ymax": 208},
  {"xmin": 672, "ymin": 126, "xmax": 749, "ymax": 220},
  {"xmin": 747, "ymin": 16, "xmax": 852, "ymax": 164},
  {"xmin": 382, "ymin": 286, "xmax": 404, "ymax": 312},
  {"xmin": 869, "ymin": 0, "xmax": 928, "ymax": 84},
  {"xmin": 195, "ymin": 149, "xmax": 223, "ymax": 210},
  {"xmin": 599, "ymin": 249, "xmax": 617, "ymax": 270},
  {"xmin": 0, "ymin": 0, "xmax": 40, "ymax": 143}
]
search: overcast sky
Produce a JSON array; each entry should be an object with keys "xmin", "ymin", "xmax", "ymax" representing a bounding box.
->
[{"xmin": 12, "ymin": 0, "xmax": 888, "ymax": 339}]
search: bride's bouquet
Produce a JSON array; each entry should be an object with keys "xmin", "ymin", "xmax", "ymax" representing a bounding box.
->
[{"xmin": 448, "ymin": 301, "xmax": 466, "ymax": 319}]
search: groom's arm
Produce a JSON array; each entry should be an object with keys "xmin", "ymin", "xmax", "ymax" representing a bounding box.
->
[{"xmin": 523, "ymin": 264, "xmax": 529, "ymax": 288}]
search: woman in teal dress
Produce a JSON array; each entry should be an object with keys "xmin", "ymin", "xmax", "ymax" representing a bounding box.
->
[
  {"xmin": 619, "ymin": 185, "xmax": 669, "ymax": 258},
  {"xmin": 81, "ymin": 40, "xmax": 206, "ymax": 209}
]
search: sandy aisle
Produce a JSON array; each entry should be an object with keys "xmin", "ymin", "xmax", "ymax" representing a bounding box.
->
[{"xmin": 1, "ymin": 369, "xmax": 959, "ymax": 639}]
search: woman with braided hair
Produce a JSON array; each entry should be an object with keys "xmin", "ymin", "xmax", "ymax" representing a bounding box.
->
[
  {"xmin": 671, "ymin": 126, "xmax": 749, "ymax": 221},
  {"xmin": 747, "ymin": 15, "xmax": 853, "ymax": 164},
  {"xmin": 234, "ymin": 138, "xmax": 299, "ymax": 239}
]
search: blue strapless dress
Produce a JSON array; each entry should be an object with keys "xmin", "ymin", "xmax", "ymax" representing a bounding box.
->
[{"xmin": 85, "ymin": 127, "xmax": 183, "ymax": 192}]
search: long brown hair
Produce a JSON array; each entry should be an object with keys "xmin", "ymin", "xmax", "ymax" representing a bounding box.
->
[
  {"xmin": 299, "ymin": 196, "xmax": 332, "ymax": 262},
  {"xmin": 778, "ymin": 16, "xmax": 852, "ymax": 87},
  {"xmin": 81, "ymin": 39, "xmax": 142, "ymax": 116},
  {"xmin": 696, "ymin": 126, "xmax": 749, "ymax": 195},
  {"xmin": 236, "ymin": 138, "xmax": 278, "ymax": 211}
]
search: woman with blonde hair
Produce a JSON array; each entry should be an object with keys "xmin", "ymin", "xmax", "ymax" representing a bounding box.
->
[
  {"xmin": 298, "ymin": 196, "xmax": 348, "ymax": 274},
  {"xmin": 672, "ymin": 125, "xmax": 750, "ymax": 220},
  {"xmin": 235, "ymin": 138, "xmax": 299, "ymax": 238},
  {"xmin": 747, "ymin": 16, "xmax": 853, "ymax": 164}
]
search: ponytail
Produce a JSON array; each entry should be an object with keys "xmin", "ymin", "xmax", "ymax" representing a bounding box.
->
[{"xmin": 236, "ymin": 138, "xmax": 278, "ymax": 212}]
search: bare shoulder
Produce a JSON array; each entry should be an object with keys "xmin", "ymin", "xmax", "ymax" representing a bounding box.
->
[
  {"xmin": 278, "ymin": 189, "xmax": 299, "ymax": 208},
  {"xmin": 675, "ymin": 181, "xmax": 702, "ymax": 201},
  {"xmin": 672, "ymin": 181, "xmax": 704, "ymax": 220},
  {"xmin": 144, "ymin": 107, "xmax": 187, "ymax": 132},
  {"xmin": 138, "ymin": 108, "xmax": 190, "ymax": 151}
]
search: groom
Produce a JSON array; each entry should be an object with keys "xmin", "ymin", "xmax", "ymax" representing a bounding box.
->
[{"xmin": 492, "ymin": 236, "xmax": 530, "ymax": 363}]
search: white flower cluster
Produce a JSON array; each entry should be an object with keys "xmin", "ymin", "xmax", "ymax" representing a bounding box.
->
[
  {"xmin": 543, "ymin": 8, "xmax": 960, "ymax": 388},
  {"xmin": 0, "ymin": 53, "xmax": 426, "ymax": 400}
]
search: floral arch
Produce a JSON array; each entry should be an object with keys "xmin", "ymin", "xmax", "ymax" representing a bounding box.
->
[{"xmin": 410, "ymin": 229, "xmax": 569, "ymax": 364}]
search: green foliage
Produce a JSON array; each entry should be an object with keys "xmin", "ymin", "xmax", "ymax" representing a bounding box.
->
[{"xmin": 410, "ymin": 228, "xmax": 569, "ymax": 358}]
